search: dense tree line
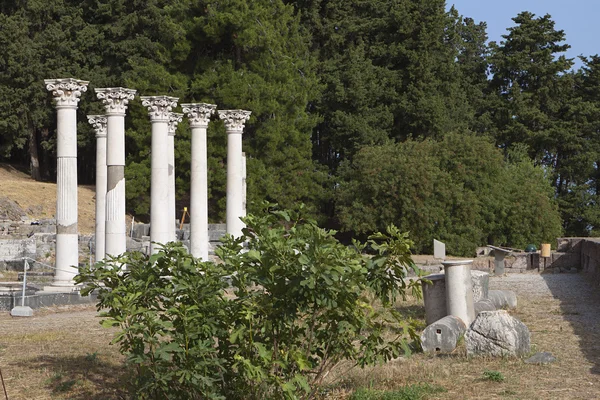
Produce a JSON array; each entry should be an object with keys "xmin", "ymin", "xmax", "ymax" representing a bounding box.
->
[{"xmin": 0, "ymin": 0, "xmax": 598, "ymax": 254}]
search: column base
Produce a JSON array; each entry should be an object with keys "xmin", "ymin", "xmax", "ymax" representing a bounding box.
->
[{"xmin": 41, "ymin": 283, "xmax": 82, "ymax": 293}]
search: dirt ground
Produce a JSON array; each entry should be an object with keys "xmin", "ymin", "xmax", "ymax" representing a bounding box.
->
[
  {"xmin": 1, "ymin": 272, "xmax": 600, "ymax": 399},
  {"xmin": 0, "ymin": 163, "xmax": 96, "ymax": 234}
]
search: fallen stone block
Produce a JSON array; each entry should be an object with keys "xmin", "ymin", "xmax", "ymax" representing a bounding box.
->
[
  {"xmin": 487, "ymin": 290, "xmax": 517, "ymax": 309},
  {"xmin": 474, "ymin": 298, "xmax": 496, "ymax": 315},
  {"xmin": 421, "ymin": 315, "xmax": 466, "ymax": 353},
  {"xmin": 525, "ymin": 352, "xmax": 556, "ymax": 364},
  {"xmin": 471, "ymin": 270, "xmax": 489, "ymax": 302},
  {"xmin": 465, "ymin": 310, "xmax": 530, "ymax": 357}
]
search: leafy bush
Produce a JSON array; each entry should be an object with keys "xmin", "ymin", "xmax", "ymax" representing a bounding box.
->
[{"xmin": 76, "ymin": 205, "xmax": 423, "ymax": 399}]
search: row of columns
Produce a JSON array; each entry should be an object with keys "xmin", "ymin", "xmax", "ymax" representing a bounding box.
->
[{"xmin": 45, "ymin": 78, "xmax": 251, "ymax": 289}]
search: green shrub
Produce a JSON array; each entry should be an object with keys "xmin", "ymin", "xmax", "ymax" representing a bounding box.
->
[{"xmin": 76, "ymin": 204, "xmax": 423, "ymax": 399}]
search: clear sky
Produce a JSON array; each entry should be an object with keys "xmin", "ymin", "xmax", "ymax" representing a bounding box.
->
[{"xmin": 446, "ymin": 1, "xmax": 600, "ymax": 69}]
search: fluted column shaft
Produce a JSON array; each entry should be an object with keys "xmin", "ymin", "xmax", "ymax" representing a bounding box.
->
[
  {"xmin": 95, "ymin": 88, "xmax": 136, "ymax": 259},
  {"xmin": 218, "ymin": 110, "xmax": 251, "ymax": 239},
  {"xmin": 182, "ymin": 103, "xmax": 216, "ymax": 260},
  {"xmin": 45, "ymin": 78, "xmax": 88, "ymax": 287},
  {"xmin": 88, "ymin": 115, "xmax": 107, "ymax": 262},
  {"xmin": 141, "ymin": 96, "xmax": 178, "ymax": 253},
  {"xmin": 168, "ymin": 113, "xmax": 183, "ymax": 242}
]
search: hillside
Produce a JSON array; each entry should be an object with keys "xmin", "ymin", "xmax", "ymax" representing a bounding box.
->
[{"xmin": 0, "ymin": 163, "xmax": 96, "ymax": 234}]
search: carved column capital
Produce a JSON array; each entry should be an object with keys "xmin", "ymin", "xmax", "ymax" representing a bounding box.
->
[
  {"xmin": 87, "ymin": 115, "xmax": 108, "ymax": 138},
  {"xmin": 45, "ymin": 78, "xmax": 89, "ymax": 108},
  {"xmin": 168, "ymin": 113, "xmax": 184, "ymax": 136},
  {"xmin": 218, "ymin": 109, "xmax": 251, "ymax": 132},
  {"xmin": 95, "ymin": 87, "xmax": 137, "ymax": 115},
  {"xmin": 182, "ymin": 103, "xmax": 217, "ymax": 128},
  {"xmin": 140, "ymin": 96, "xmax": 179, "ymax": 121}
]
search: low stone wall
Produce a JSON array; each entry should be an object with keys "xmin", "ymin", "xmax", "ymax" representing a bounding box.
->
[{"xmin": 578, "ymin": 238, "xmax": 600, "ymax": 283}]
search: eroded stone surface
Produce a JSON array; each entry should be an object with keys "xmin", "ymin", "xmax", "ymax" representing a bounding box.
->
[
  {"xmin": 421, "ymin": 315, "xmax": 466, "ymax": 353},
  {"xmin": 525, "ymin": 352, "xmax": 556, "ymax": 364},
  {"xmin": 488, "ymin": 289, "xmax": 517, "ymax": 309},
  {"xmin": 465, "ymin": 310, "xmax": 530, "ymax": 357}
]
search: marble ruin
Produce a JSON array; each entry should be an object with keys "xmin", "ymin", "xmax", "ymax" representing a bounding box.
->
[
  {"xmin": 44, "ymin": 78, "xmax": 89, "ymax": 289},
  {"xmin": 41, "ymin": 78, "xmax": 253, "ymax": 287}
]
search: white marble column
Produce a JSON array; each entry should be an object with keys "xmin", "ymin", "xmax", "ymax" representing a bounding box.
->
[
  {"xmin": 168, "ymin": 112, "xmax": 183, "ymax": 242},
  {"xmin": 87, "ymin": 115, "xmax": 108, "ymax": 262},
  {"xmin": 141, "ymin": 96, "xmax": 178, "ymax": 253},
  {"xmin": 182, "ymin": 103, "xmax": 216, "ymax": 260},
  {"xmin": 95, "ymin": 88, "xmax": 137, "ymax": 258},
  {"xmin": 218, "ymin": 110, "xmax": 251, "ymax": 239},
  {"xmin": 45, "ymin": 78, "xmax": 89, "ymax": 288},
  {"xmin": 242, "ymin": 152, "xmax": 247, "ymax": 219}
]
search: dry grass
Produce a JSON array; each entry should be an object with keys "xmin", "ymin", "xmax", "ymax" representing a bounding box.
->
[
  {"xmin": 1, "ymin": 273, "xmax": 600, "ymax": 399},
  {"xmin": 322, "ymin": 273, "xmax": 600, "ymax": 400},
  {"xmin": 0, "ymin": 163, "xmax": 96, "ymax": 234},
  {"xmin": 0, "ymin": 304, "xmax": 126, "ymax": 400}
]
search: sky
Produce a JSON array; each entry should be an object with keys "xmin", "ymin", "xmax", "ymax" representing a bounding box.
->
[{"xmin": 446, "ymin": 0, "xmax": 600, "ymax": 69}]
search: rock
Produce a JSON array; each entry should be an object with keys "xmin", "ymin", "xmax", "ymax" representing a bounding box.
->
[
  {"xmin": 524, "ymin": 352, "xmax": 556, "ymax": 364},
  {"xmin": 465, "ymin": 310, "xmax": 530, "ymax": 357},
  {"xmin": 471, "ymin": 270, "xmax": 489, "ymax": 302},
  {"xmin": 420, "ymin": 315, "xmax": 466, "ymax": 353},
  {"xmin": 422, "ymin": 273, "xmax": 446, "ymax": 326},
  {"xmin": 474, "ymin": 298, "xmax": 496, "ymax": 315},
  {"xmin": 487, "ymin": 290, "xmax": 517, "ymax": 309}
]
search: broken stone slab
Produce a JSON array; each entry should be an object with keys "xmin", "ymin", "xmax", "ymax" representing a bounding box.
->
[
  {"xmin": 422, "ymin": 273, "xmax": 446, "ymax": 326},
  {"xmin": 471, "ymin": 270, "xmax": 489, "ymax": 302},
  {"xmin": 474, "ymin": 298, "xmax": 496, "ymax": 315},
  {"xmin": 420, "ymin": 315, "xmax": 466, "ymax": 353},
  {"xmin": 525, "ymin": 352, "xmax": 556, "ymax": 364},
  {"xmin": 465, "ymin": 310, "xmax": 530, "ymax": 357},
  {"xmin": 487, "ymin": 289, "xmax": 517, "ymax": 309}
]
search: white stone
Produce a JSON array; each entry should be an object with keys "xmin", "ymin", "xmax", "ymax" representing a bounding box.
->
[
  {"xmin": 433, "ymin": 239, "xmax": 445, "ymax": 259},
  {"xmin": 218, "ymin": 109, "xmax": 251, "ymax": 239},
  {"xmin": 11, "ymin": 305, "xmax": 33, "ymax": 317},
  {"xmin": 46, "ymin": 78, "xmax": 88, "ymax": 286},
  {"xmin": 487, "ymin": 289, "xmax": 518, "ymax": 310},
  {"xmin": 87, "ymin": 115, "xmax": 107, "ymax": 262},
  {"xmin": 168, "ymin": 113, "xmax": 183, "ymax": 242},
  {"xmin": 443, "ymin": 259, "xmax": 475, "ymax": 326},
  {"xmin": 421, "ymin": 315, "xmax": 466, "ymax": 353},
  {"xmin": 422, "ymin": 273, "xmax": 446, "ymax": 326},
  {"xmin": 141, "ymin": 96, "xmax": 178, "ymax": 253},
  {"xmin": 96, "ymin": 87, "xmax": 136, "ymax": 258},
  {"xmin": 182, "ymin": 103, "xmax": 216, "ymax": 260},
  {"xmin": 471, "ymin": 270, "xmax": 489, "ymax": 302},
  {"xmin": 465, "ymin": 310, "xmax": 530, "ymax": 357}
]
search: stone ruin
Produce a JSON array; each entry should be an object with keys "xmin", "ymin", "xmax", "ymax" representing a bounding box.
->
[{"xmin": 420, "ymin": 259, "xmax": 530, "ymax": 357}]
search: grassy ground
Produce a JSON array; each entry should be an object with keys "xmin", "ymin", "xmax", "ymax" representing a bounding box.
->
[
  {"xmin": 0, "ymin": 163, "xmax": 96, "ymax": 234},
  {"xmin": 1, "ymin": 272, "xmax": 599, "ymax": 399}
]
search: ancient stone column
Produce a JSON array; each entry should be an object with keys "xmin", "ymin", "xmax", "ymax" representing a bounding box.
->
[
  {"xmin": 168, "ymin": 112, "xmax": 183, "ymax": 242},
  {"xmin": 141, "ymin": 96, "xmax": 179, "ymax": 253},
  {"xmin": 87, "ymin": 115, "xmax": 108, "ymax": 262},
  {"xmin": 218, "ymin": 110, "xmax": 251, "ymax": 239},
  {"xmin": 182, "ymin": 103, "xmax": 216, "ymax": 260},
  {"xmin": 45, "ymin": 78, "xmax": 89, "ymax": 288},
  {"xmin": 95, "ymin": 87, "xmax": 137, "ymax": 258},
  {"xmin": 443, "ymin": 259, "xmax": 476, "ymax": 326},
  {"xmin": 242, "ymin": 152, "xmax": 247, "ymax": 219}
]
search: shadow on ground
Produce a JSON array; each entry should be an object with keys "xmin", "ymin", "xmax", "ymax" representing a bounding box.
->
[
  {"xmin": 541, "ymin": 271, "xmax": 600, "ymax": 374},
  {"xmin": 16, "ymin": 353, "xmax": 129, "ymax": 399}
]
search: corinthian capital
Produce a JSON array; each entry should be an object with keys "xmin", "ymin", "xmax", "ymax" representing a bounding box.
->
[
  {"xmin": 140, "ymin": 96, "xmax": 179, "ymax": 121},
  {"xmin": 181, "ymin": 103, "xmax": 217, "ymax": 127},
  {"xmin": 218, "ymin": 109, "xmax": 251, "ymax": 131},
  {"xmin": 168, "ymin": 113, "xmax": 184, "ymax": 136},
  {"xmin": 95, "ymin": 87, "xmax": 137, "ymax": 115},
  {"xmin": 87, "ymin": 115, "xmax": 107, "ymax": 138},
  {"xmin": 45, "ymin": 78, "xmax": 89, "ymax": 108}
]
